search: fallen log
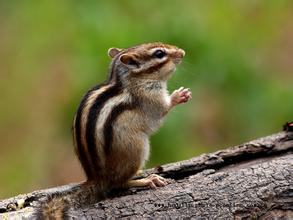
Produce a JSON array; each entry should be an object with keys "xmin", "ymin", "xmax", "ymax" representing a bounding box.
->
[{"xmin": 0, "ymin": 128, "xmax": 292, "ymax": 219}]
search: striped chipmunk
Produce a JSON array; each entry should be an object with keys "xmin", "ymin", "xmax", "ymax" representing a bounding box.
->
[{"xmin": 38, "ymin": 42, "xmax": 192, "ymax": 219}]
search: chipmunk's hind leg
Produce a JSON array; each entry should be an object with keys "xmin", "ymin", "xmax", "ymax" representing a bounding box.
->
[{"xmin": 127, "ymin": 174, "xmax": 170, "ymax": 189}]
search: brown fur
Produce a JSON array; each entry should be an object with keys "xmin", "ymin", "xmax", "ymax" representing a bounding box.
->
[
  {"xmin": 79, "ymin": 85, "xmax": 111, "ymax": 174},
  {"xmin": 81, "ymin": 42, "xmax": 184, "ymax": 186},
  {"xmin": 41, "ymin": 197, "xmax": 67, "ymax": 220},
  {"xmin": 40, "ymin": 42, "xmax": 186, "ymax": 218}
]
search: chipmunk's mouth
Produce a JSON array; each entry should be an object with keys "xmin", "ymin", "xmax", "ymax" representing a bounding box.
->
[
  {"xmin": 173, "ymin": 58, "xmax": 183, "ymax": 65},
  {"xmin": 171, "ymin": 49, "xmax": 185, "ymax": 65}
]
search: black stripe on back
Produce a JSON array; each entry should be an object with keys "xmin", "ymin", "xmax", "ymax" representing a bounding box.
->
[
  {"xmin": 85, "ymin": 82, "xmax": 122, "ymax": 180},
  {"xmin": 74, "ymin": 84, "xmax": 105, "ymax": 180},
  {"xmin": 103, "ymin": 101, "xmax": 136, "ymax": 155}
]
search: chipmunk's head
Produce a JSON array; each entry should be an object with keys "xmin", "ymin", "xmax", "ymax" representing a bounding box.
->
[{"xmin": 107, "ymin": 42, "xmax": 185, "ymax": 82}]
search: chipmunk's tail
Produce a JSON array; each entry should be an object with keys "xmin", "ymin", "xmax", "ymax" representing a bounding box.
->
[
  {"xmin": 37, "ymin": 194, "xmax": 69, "ymax": 220},
  {"xmin": 34, "ymin": 182, "xmax": 107, "ymax": 220}
]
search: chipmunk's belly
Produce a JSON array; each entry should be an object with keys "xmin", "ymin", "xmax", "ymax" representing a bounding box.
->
[{"xmin": 146, "ymin": 117, "xmax": 164, "ymax": 134}]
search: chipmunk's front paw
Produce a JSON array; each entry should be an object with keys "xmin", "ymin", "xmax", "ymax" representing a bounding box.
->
[{"xmin": 171, "ymin": 87, "xmax": 192, "ymax": 107}]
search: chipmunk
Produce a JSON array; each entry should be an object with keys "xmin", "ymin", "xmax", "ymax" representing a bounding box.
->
[{"xmin": 37, "ymin": 42, "xmax": 192, "ymax": 219}]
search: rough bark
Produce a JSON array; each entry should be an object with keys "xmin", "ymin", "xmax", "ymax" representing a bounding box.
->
[{"xmin": 0, "ymin": 131, "xmax": 292, "ymax": 219}]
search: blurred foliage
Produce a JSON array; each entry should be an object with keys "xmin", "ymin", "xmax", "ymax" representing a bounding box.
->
[{"xmin": 0, "ymin": 1, "xmax": 292, "ymax": 199}]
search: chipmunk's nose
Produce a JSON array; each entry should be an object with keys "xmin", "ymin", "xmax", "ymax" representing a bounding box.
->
[
  {"xmin": 174, "ymin": 48, "xmax": 185, "ymax": 59},
  {"xmin": 178, "ymin": 48, "xmax": 185, "ymax": 58}
]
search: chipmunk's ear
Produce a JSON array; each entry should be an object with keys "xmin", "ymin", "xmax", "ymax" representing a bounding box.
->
[
  {"xmin": 119, "ymin": 54, "xmax": 140, "ymax": 68},
  {"xmin": 108, "ymin": 48, "xmax": 122, "ymax": 58}
]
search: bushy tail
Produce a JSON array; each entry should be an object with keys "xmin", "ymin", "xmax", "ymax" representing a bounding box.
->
[
  {"xmin": 37, "ymin": 194, "xmax": 69, "ymax": 220},
  {"xmin": 34, "ymin": 182, "xmax": 106, "ymax": 220}
]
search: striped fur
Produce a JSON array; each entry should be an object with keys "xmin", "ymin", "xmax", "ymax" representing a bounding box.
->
[
  {"xmin": 73, "ymin": 84, "xmax": 104, "ymax": 179},
  {"xmin": 39, "ymin": 42, "xmax": 186, "ymax": 219},
  {"xmin": 73, "ymin": 42, "xmax": 185, "ymax": 183},
  {"xmin": 103, "ymin": 101, "xmax": 137, "ymax": 155},
  {"xmin": 85, "ymin": 83, "xmax": 122, "ymax": 179}
]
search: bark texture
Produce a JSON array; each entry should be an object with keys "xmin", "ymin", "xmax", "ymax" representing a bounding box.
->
[{"xmin": 0, "ymin": 131, "xmax": 292, "ymax": 219}]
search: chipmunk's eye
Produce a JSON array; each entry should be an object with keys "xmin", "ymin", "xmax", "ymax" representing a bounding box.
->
[{"xmin": 153, "ymin": 49, "xmax": 166, "ymax": 59}]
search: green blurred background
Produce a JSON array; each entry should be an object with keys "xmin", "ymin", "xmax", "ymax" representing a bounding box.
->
[{"xmin": 0, "ymin": 1, "xmax": 292, "ymax": 199}]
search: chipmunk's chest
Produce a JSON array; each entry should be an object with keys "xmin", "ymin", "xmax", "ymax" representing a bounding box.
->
[{"xmin": 138, "ymin": 90, "xmax": 170, "ymax": 134}]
